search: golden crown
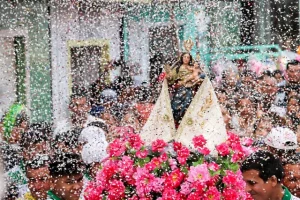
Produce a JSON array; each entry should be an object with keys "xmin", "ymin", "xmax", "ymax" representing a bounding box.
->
[{"xmin": 183, "ymin": 38, "xmax": 194, "ymax": 52}]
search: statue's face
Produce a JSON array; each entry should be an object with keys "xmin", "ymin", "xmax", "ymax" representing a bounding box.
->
[{"xmin": 182, "ymin": 54, "xmax": 190, "ymax": 65}]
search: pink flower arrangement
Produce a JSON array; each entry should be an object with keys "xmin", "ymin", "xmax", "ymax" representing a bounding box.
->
[{"xmin": 84, "ymin": 132, "xmax": 254, "ymax": 200}]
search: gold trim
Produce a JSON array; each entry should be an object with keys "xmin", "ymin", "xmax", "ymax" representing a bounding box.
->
[{"xmin": 67, "ymin": 39, "xmax": 110, "ymax": 94}]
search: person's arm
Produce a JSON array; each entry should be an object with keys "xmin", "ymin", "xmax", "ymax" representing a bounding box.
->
[
  {"xmin": 185, "ymin": 65, "xmax": 194, "ymax": 72},
  {"xmin": 164, "ymin": 65, "xmax": 177, "ymax": 82}
]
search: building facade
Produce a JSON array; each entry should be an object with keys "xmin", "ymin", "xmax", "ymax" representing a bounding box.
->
[{"xmin": 0, "ymin": 0, "xmax": 298, "ymax": 124}]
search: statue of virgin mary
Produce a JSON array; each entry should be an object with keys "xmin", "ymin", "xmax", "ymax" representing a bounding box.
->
[{"xmin": 140, "ymin": 40, "xmax": 227, "ymax": 155}]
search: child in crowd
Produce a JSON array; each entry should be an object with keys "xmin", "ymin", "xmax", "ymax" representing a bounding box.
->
[
  {"xmin": 20, "ymin": 156, "xmax": 51, "ymax": 200},
  {"xmin": 282, "ymin": 154, "xmax": 300, "ymax": 198},
  {"xmin": 48, "ymin": 153, "xmax": 85, "ymax": 200},
  {"xmin": 52, "ymin": 129, "xmax": 82, "ymax": 155}
]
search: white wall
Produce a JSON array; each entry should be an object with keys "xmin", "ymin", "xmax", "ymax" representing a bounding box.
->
[
  {"xmin": 0, "ymin": 28, "xmax": 31, "ymax": 119},
  {"xmin": 127, "ymin": 19, "xmax": 150, "ymax": 85},
  {"xmin": 51, "ymin": 3, "xmax": 122, "ymax": 126}
]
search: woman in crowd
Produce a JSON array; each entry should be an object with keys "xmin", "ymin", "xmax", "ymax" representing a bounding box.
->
[
  {"xmin": 0, "ymin": 104, "xmax": 29, "ymax": 145},
  {"xmin": 230, "ymin": 94, "xmax": 257, "ymax": 137},
  {"xmin": 135, "ymin": 87, "xmax": 155, "ymax": 127}
]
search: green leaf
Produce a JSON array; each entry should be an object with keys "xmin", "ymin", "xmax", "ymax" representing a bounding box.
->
[
  {"xmin": 229, "ymin": 163, "xmax": 239, "ymax": 172},
  {"xmin": 210, "ymin": 170, "xmax": 221, "ymax": 176},
  {"xmin": 181, "ymin": 165, "xmax": 189, "ymax": 175},
  {"xmin": 192, "ymin": 156, "xmax": 204, "ymax": 166},
  {"xmin": 135, "ymin": 157, "xmax": 150, "ymax": 167}
]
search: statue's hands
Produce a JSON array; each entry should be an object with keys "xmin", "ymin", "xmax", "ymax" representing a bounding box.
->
[
  {"xmin": 164, "ymin": 64, "xmax": 172, "ymax": 79},
  {"xmin": 164, "ymin": 64, "xmax": 171, "ymax": 73}
]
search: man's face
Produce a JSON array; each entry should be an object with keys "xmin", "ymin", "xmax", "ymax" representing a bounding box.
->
[
  {"xmin": 224, "ymin": 70, "xmax": 237, "ymax": 87},
  {"xmin": 287, "ymin": 64, "xmax": 300, "ymax": 84},
  {"xmin": 287, "ymin": 98, "xmax": 300, "ymax": 115},
  {"xmin": 283, "ymin": 164, "xmax": 300, "ymax": 197},
  {"xmin": 260, "ymin": 76, "xmax": 278, "ymax": 99},
  {"xmin": 242, "ymin": 169, "xmax": 276, "ymax": 200},
  {"xmin": 238, "ymin": 99, "xmax": 254, "ymax": 116},
  {"xmin": 26, "ymin": 167, "xmax": 51, "ymax": 200},
  {"xmin": 52, "ymin": 174, "xmax": 83, "ymax": 200},
  {"xmin": 69, "ymin": 97, "xmax": 90, "ymax": 115},
  {"xmin": 242, "ymin": 75, "xmax": 254, "ymax": 87},
  {"xmin": 9, "ymin": 121, "xmax": 28, "ymax": 144},
  {"xmin": 255, "ymin": 119, "xmax": 272, "ymax": 138}
]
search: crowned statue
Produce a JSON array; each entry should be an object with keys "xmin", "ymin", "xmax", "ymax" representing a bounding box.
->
[{"xmin": 140, "ymin": 39, "xmax": 227, "ymax": 155}]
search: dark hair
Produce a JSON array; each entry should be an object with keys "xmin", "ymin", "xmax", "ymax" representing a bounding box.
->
[
  {"xmin": 20, "ymin": 128, "xmax": 50, "ymax": 149},
  {"xmin": 4, "ymin": 182, "xmax": 19, "ymax": 200},
  {"xmin": 52, "ymin": 129, "xmax": 81, "ymax": 150},
  {"xmin": 241, "ymin": 150, "xmax": 284, "ymax": 183},
  {"xmin": 286, "ymin": 60, "xmax": 300, "ymax": 70},
  {"xmin": 175, "ymin": 52, "xmax": 194, "ymax": 74},
  {"xmin": 240, "ymin": 69, "xmax": 256, "ymax": 78},
  {"xmin": 26, "ymin": 155, "xmax": 49, "ymax": 170},
  {"xmin": 29, "ymin": 122, "xmax": 53, "ymax": 136},
  {"xmin": 261, "ymin": 70, "xmax": 273, "ymax": 77},
  {"xmin": 14, "ymin": 111, "xmax": 29, "ymax": 127},
  {"xmin": 71, "ymin": 85, "xmax": 88, "ymax": 99},
  {"xmin": 282, "ymin": 153, "xmax": 300, "ymax": 166},
  {"xmin": 136, "ymin": 87, "xmax": 152, "ymax": 102},
  {"xmin": 273, "ymin": 69, "xmax": 283, "ymax": 77},
  {"xmin": 288, "ymin": 95, "xmax": 300, "ymax": 104},
  {"xmin": 235, "ymin": 92, "xmax": 255, "ymax": 106},
  {"xmin": 49, "ymin": 153, "xmax": 84, "ymax": 177}
]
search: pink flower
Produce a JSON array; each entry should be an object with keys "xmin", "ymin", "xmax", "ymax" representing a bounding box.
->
[
  {"xmin": 107, "ymin": 179, "xmax": 125, "ymax": 200},
  {"xmin": 190, "ymin": 181, "xmax": 206, "ymax": 195},
  {"xmin": 227, "ymin": 132, "xmax": 240, "ymax": 146},
  {"xmin": 133, "ymin": 167, "xmax": 155, "ymax": 197},
  {"xmin": 207, "ymin": 175, "xmax": 220, "ymax": 187},
  {"xmin": 223, "ymin": 170, "xmax": 238, "ymax": 187},
  {"xmin": 107, "ymin": 139, "xmax": 126, "ymax": 157},
  {"xmin": 223, "ymin": 188, "xmax": 239, "ymax": 200},
  {"xmin": 241, "ymin": 137, "xmax": 254, "ymax": 147},
  {"xmin": 216, "ymin": 143, "xmax": 230, "ymax": 156},
  {"xmin": 165, "ymin": 169, "xmax": 185, "ymax": 188},
  {"xmin": 152, "ymin": 139, "xmax": 167, "ymax": 153},
  {"xmin": 159, "ymin": 152, "xmax": 168, "ymax": 161},
  {"xmin": 187, "ymin": 191, "xmax": 203, "ymax": 200},
  {"xmin": 230, "ymin": 143, "xmax": 245, "ymax": 163},
  {"xmin": 187, "ymin": 164, "xmax": 210, "ymax": 183},
  {"xmin": 118, "ymin": 156, "xmax": 135, "ymax": 184},
  {"xmin": 204, "ymin": 186, "xmax": 221, "ymax": 200},
  {"xmin": 180, "ymin": 181, "xmax": 192, "ymax": 195},
  {"xmin": 96, "ymin": 160, "xmax": 118, "ymax": 184},
  {"xmin": 136, "ymin": 149, "xmax": 149, "ymax": 159},
  {"xmin": 161, "ymin": 188, "xmax": 181, "ymax": 200},
  {"xmin": 192, "ymin": 135, "xmax": 207, "ymax": 149},
  {"xmin": 173, "ymin": 142, "xmax": 190, "ymax": 165},
  {"xmin": 84, "ymin": 182, "xmax": 103, "ymax": 200},
  {"xmin": 198, "ymin": 147, "xmax": 210, "ymax": 155},
  {"xmin": 208, "ymin": 162, "xmax": 220, "ymax": 171},
  {"xmin": 128, "ymin": 196, "xmax": 139, "ymax": 200},
  {"xmin": 122, "ymin": 132, "xmax": 144, "ymax": 150},
  {"xmin": 151, "ymin": 177, "xmax": 165, "ymax": 192},
  {"xmin": 168, "ymin": 158, "xmax": 178, "ymax": 170},
  {"xmin": 147, "ymin": 157, "xmax": 162, "ymax": 170}
]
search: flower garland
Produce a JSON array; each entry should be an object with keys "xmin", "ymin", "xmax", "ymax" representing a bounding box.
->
[{"xmin": 84, "ymin": 131, "xmax": 255, "ymax": 200}]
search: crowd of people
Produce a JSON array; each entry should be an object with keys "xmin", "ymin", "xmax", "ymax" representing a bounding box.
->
[{"xmin": 0, "ymin": 55, "xmax": 299, "ymax": 200}]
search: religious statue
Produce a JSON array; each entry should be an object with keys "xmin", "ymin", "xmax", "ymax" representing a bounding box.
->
[
  {"xmin": 140, "ymin": 39, "xmax": 227, "ymax": 155},
  {"xmin": 164, "ymin": 39, "xmax": 206, "ymax": 123}
]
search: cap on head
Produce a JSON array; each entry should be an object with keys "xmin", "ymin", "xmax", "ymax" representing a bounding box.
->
[{"xmin": 264, "ymin": 127, "xmax": 298, "ymax": 150}]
